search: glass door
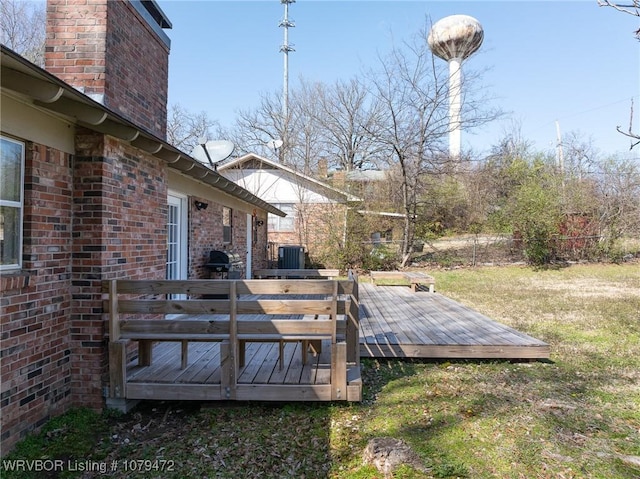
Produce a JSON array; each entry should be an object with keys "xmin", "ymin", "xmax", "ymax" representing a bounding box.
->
[{"xmin": 167, "ymin": 193, "xmax": 187, "ymax": 284}]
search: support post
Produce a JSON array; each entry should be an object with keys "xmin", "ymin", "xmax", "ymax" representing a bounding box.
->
[
  {"xmin": 181, "ymin": 340, "xmax": 188, "ymax": 369},
  {"xmin": 108, "ymin": 279, "xmax": 120, "ymax": 341},
  {"xmin": 220, "ymin": 281, "xmax": 238, "ymax": 399},
  {"xmin": 346, "ymin": 272, "xmax": 360, "ymax": 364},
  {"xmin": 109, "ymin": 340, "xmax": 128, "ymax": 399},
  {"xmin": 220, "ymin": 341, "xmax": 236, "ymax": 400},
  {"xmin": 331, "ymin": 342, "xmax": 347, "ymax": 400},
  {"xmin": 138, "ymin": 340, "xmax": 153, "ymax": 366}
]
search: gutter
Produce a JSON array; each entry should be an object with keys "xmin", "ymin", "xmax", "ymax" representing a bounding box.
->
[{"xmin": 0, "ymin": 45, "xmax": 285, "ymax": 217}]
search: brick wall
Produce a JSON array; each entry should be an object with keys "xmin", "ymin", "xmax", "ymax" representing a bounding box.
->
[
  {"xmin": 71, "ymin": 130, "xmax": 167, "ymax": 407},
  {"xmin": 1, "ymin": 142, "xmax": 74, "ymax": 452},
  {"xmin": 189, "ymin": 200, "xmax": 252, "ymax": 279},
  {"xmin": 187, "ymin": 200, "xmax": 270, "ymax": 278},
  {"xmin": 0, "ymin": 130, "xmax": 168, "ymax": 453},
  {"xmin": 45, "ymin": 0, "xmax": 169, "ymax": 139},
  {"xmin": 104, "ymin": 1, "xmax": 169, "ymax": 138}
]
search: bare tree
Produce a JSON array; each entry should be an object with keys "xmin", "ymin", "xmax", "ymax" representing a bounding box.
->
[
  {"xmin": 0, "ymin": 0, "xmax": 46, "ymax": 66},
  {"xmin": 560, "ymin": 131, "xmax": 600, "ymax": 181},
  {"xmin": 231, "ymin": 85, "xmax": 330, "ymax": 174},
  {"xmin": 367, "ymin": 37, "xmax": 450, "ymax": 265},
  {"xmin": 598, "ymin": 0, "xmax": 640, "ymax": 39},
  {"xmin": 166, "ymin": 103, "xmax": 220, "ymax": 155},
  {"xmin": 366, "ymin": 20, "xmax": 501, "ymax": 266},
  {"xmin": 309, "ymin": 77, "xmax": 384, "ymax": 172},
  {"xmin": 288, "ymin": 81, "xmax": 325, "ymax": 174},
  {"xmin": 231, "ymin": 91, "xmax": 288, "ymax": 162},
  {"xmin": 595, "ymin": 154, "xmax": 640, "ymax": 240},
  {"xmin": 232, "ymin": 78, "xmax": 383, "ymax": 176}
]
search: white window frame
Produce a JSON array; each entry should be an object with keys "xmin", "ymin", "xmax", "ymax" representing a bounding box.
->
[
  {"xmin": 166, "ymin": 192, "xmax": 188, "ymax": 281},
  {"xmin": 0, "ymin": 136, "xmax": 25, "ymax": 271},
  {"xmin": 268, "ymin": 203, "xmax": 295, "ymax": 232}
]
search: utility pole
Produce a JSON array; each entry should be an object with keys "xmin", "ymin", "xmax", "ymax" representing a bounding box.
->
[
  {"xmin": 279, "ymin": 0, "xmax": 295, "ymax": 163},
  {"xmin": 555, "ymin": 120, "xmax": 566, "ymax": 191}
]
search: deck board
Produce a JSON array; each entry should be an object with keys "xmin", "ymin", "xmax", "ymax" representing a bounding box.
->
[
  {"xmin": 358, "ymin": 284, "xmax": 549, "ymax": 359},
  {"xmin": 237, "ymin": 342, "xmax": 272, "ymax": 383}
]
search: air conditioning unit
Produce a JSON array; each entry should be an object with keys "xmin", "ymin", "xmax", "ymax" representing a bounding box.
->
[{"xmin": 278, "ymin": 245, "xmax": 305, "ymax": 269}]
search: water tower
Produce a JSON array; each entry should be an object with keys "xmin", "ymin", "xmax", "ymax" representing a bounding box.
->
[{"xmin": 428, "ymin": 15, "xmax": 483, "ymax": 160}]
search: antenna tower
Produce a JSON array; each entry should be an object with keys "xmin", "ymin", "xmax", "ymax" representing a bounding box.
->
[{"xmin": 279, "ymin": 0, "xmax": 295, "ymax": 123}]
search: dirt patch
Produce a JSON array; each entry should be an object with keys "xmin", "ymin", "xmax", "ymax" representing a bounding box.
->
[{"xmin": 522, "ymin": 277, "xmax": 640, "ymax": 299}]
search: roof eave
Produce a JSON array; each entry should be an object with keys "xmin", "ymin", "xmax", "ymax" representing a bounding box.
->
[{"xmin": 0, "ymin": 46, "xmax": 285, "ymax": 218}]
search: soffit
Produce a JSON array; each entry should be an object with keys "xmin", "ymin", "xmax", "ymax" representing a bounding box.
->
[{"xmin": 0, "ymin": 46, "xmax": 285, "ymax": 217}]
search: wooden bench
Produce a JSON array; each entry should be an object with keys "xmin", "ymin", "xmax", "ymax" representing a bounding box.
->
[
  {"xmin": 104, "ymin": 278, "xmax": 354, "ymax": 370},
  {"xmin": 237, "ymin": 280, "xmax": 339, "ymax": 369},
  {"xmin": 250, "ymin": 269, "xmax": 340, "ymax": 366},
  {"xmin": 370, "ymin": 271, "xmax": 435, "ymax": 292}
]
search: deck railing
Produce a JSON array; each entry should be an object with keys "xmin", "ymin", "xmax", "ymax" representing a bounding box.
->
[
  {"xmin": 253, "ymin": 268, "xmax": 340, "ymax": 279},
  {"xmin": 103, "ymin": 272, "xmax": 360, "ymax": 402}
]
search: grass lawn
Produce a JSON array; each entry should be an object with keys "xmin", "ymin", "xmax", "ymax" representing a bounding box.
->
[{"xmin": 2, "ymin": 263, "xmax": 639, "ymax": 478}]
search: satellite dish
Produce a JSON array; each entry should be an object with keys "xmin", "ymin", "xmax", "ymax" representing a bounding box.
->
[
  {"xmin": 266, "ymin": 139, "xmax": 284, "ymax": 150},
  {"xmin": 191, "ymin": 140, "xmax": 235, "ymax": 168}
]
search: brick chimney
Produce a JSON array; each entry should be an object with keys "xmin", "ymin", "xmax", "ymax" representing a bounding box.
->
[
  {"xmin": 44, "ymin": 0, "xmax": 172, "ymax": 140},
  {"xmin": 317, "ymin": 158, "xmax": 328, "ymax": 179}
]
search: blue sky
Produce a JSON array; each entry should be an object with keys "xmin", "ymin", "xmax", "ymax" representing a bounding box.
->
[{"xmin": 161, "ymin": 1, "xmax": 639, "ymax": 157}]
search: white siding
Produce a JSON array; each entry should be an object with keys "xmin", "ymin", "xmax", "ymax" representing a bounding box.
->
[{"xmin": 223, "ymin": 169, "xmax": 336, "ymax": 204}]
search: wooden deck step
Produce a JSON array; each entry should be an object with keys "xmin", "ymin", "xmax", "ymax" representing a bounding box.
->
[{"xmin": 370, "ymin": 270, "xmax": 435, "ymax": 292}]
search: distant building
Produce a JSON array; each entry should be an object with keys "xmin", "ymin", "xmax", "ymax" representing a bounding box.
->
[{"xmin": 218, "ymin": 154, "xmax": 360, "ymax": 267}]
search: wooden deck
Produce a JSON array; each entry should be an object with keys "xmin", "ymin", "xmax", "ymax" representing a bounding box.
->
[
  {"xmin": 358, "ymin": 283, "xmax": 550, "ymax": 359},
  {"xmin": 122, "ymin": 339, "xmax": 361, "ymax": 402},
  {"xmin": 105, "ymin": 275, "xmax": 549, "ymax": 409},
  {"xmin": 104, "ymin": 277, "xmax": 362, "ymax": 406}
]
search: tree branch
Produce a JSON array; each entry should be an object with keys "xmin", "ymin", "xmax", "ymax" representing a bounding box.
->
[
  {"xmin": 615, "ymin": 98, "xmax": 640, "ymax": 149},
  {"xmin": 597, "ymin": 0, "xmax": 640, "ymax": 16}
]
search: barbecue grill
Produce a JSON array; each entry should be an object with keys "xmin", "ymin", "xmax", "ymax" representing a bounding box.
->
[
  {"xmin": 204, "ymin": 250, "xmax": 243, "ymax": 274},
  {"xmin": 203, "ymin": 251, "xmax": 243, "ymax": 299}
]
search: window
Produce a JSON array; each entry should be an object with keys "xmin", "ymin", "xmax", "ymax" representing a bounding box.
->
[
  {"xmin": 268, "ymin": 203, "xmax": 295, "ymax": 232},
  {"xmin": 223, "ymin": 207, "xmax": 232, "ymax": 244},
  {"xmin": 0, "ymin": 136, "xmax": 24, "ymax": 271}
]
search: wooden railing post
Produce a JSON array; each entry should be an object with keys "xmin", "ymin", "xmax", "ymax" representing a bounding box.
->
[
  {"xmin": 221, "ymin": 281, "xmax": 237, "ymax": 399},
  {"xmin": 331, "ymin": 280, "xmax": 338, "ymax": 342},
  {"xmin": 329, "ymin": 280, "xmax": 349, "ymax": 399},
  {"xmin": 346, "ymin": 271, "xmax": 360, "ymax": 364},
  {"xmin": 108, "ymin": 280, "xmax": 127, "ymax": 398},
  {"xmin": 109, "ymin": 340, "xmax": 127, "ymax": 398},
  {"xmin": 331, "ymin": 342, "xmax": 347, "ymax": 400},
  {"xmin": 138, "ymin": 341, "xmax": 153, "ymax": 367},
  {"xmin": 108, "ymin": 280, "xmax": 120, "ymax": 341}
]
